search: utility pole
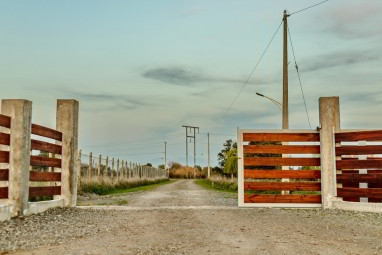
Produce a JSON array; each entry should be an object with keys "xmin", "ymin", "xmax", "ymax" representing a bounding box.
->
[
  {"xmin": 164, "ymin": 141, "xmax": 167, "ymax": 176},
  {"xmin": 207, "ymin": 132, "xmax": 211, "ymax": 178},
  {"xmin": 282, "ymin": 10, "xmax": 289, "ymax": 129},
  {"xmin": 182, "ymin": 125, "xmax": 199, "ymax": 178}
]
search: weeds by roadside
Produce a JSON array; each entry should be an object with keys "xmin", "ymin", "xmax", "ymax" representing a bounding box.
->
[
  {"xmin": 195, "ymin": 176, "xmax": 237, "ymax": 193},
  {"xmin": 79, "ymin": 178, "xmax": 171, "ymax": 195}
]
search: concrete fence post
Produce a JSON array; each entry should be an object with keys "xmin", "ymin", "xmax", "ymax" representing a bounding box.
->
[
  {"xmin": 105, "ymin": 156, "xmax": 108, "ymax": 177},
  {"xmin": 88, "ymin": 152, "xmax": 92, "ymax": 184},
  {"xmin": 125, "ymin": 161, "xmax": 127, "ymax": 179},
  {"xmin": 121, "ymin": 160, "xmax": 124, "ymax": 180},
  {"xmin": 112, "ymin": 158, "xmax": 115, "ymax": 179},
  {"xmin": 98, "ymin": 154, "xmax": 101, "ymax": 180},
  {"xmin": 319, "ymin": 97, "xmax": 340, "ymax": 209},
  {"xmin": 56, "ymin": 99, "xmax": 79, "ymax": 207},
  {"xmin": 117, "ymin": 159, "xmax": 120, "ymax": 182},
  {"xmin": 77, "ymin": 149, "xmax": 82, "ymax": 189},
  {"xmin": 1, "ymin": 100, "xmax": 32, "ymax": 216}
]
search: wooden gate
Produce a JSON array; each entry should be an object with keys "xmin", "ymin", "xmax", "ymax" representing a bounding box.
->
[
  {"xmin": 335, "ymin": 130, "xmax": 382, "ymax": 203},
  {"xmin": 238, "ymin": 129, "xmax": 322, "ymax": 207}
]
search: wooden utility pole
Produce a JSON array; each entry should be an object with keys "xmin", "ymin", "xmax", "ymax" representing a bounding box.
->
[
  {"xmin": 282, "ymin": 10, "xmax": 289, "ymax": 129},
  {"xmin": 164, "ymin": 141, "xmax": 167, "ymax": 176}
]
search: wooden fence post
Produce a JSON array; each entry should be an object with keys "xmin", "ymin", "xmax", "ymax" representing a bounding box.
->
[
  {"xmin": 112, "ymin": 158, "xmax": 115, "ymax": 179},
  {"xmin": 56, "ymin": 99, "xmax": 79, "ymax": 207},
  {"xmin": 105, "ymin": 156, "xmax": 108, "ymax": 177},
  {"xmin": 319, "ymin": 97, "xmax": 340, "ymax": 209},
  {"xmin": 1, "ymin": 100, "xmax": 32, "ymax": 216},
  {"xmin": 117, "ymin": 159, "xmax": 120, "ymax": 182},
  {"xmin": 121, "ymin": 160, "xmax": 124, "ymax": 180}
]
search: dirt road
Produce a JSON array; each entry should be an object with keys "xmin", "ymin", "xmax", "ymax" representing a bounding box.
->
[{"xmin": 2, "ymin": 179, "xmax": 382, "ymax": 255}]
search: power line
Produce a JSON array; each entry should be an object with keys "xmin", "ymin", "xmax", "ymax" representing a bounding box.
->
[
  {"xmin": 287, "ymin": 24, "xmax": 312, "ymax": 129},
  {"xmin": 289, "ymin": 0, "xmax": 329, "ymax": 16},
  {"xmin": 222, "ymin": 20, "xmax": 283, "ymax": 119}
]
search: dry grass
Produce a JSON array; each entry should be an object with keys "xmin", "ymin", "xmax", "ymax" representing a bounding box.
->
[{"xmin": 169, "ymin": 166, "xmax": 205, "ymax": 179}]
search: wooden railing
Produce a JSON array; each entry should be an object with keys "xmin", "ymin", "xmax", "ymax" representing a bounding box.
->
[
  {"xmin": 29, "ymin": 123, "xmax": 63, "ymax": 199},
  {"xmin": 0, "ymin": 114, "xmax": 11, "ymax": 199},
  {"xmin": 335, "ymin": 130, "xmax": 382, "ymax": 203},
  {"xmin": 239, "ymin": 130, "xmax": 321, "ymax": 206}
]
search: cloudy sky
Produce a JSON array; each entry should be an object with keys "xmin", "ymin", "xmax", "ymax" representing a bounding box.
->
[{"xmin": 1, "ymin": 0, "xmax": 381, "ymax": 167}]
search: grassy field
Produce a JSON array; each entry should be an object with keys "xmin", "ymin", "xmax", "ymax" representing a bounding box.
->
[
  {"xmin": 195, "ymin": 178, "xmax": 237, "ymax": 194},
  {"xmin": 80, "ymin": 178, "xmax": 173, "ymax": 195}
]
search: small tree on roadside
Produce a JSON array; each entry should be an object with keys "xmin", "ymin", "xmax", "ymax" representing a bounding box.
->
[{"xmin": 223, "ymin": 148, "xmax": 238, "ymax": 179}]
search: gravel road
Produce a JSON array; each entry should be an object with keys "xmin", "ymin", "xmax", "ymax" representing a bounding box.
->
[{"xmin": 1, "ymin": 179, "xmax": 382, "ymax": 255}]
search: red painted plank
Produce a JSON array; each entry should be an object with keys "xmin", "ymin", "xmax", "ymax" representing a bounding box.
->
[
  {"xmin": 335, "ymin": 130, "xmax": 382, "ymax": 142},
  {"xmin": 0, "ymin": 187, "xmax": 8, "ymax": 199},
  {"xmin": 29, "ymin": 186, "xmax": 61, "ymax": 198},
  {"xmin": 336, "ymin": 159, "xmax": 382, "ymax": 169},
  {"xmin": 243, "ymin": 132, "xmax": 319, "ymax": 142},
  {"xmin": 30, "ymin": 156, "xmax": 61, "ymax": 168},
  {"xmin": 0, "ymin": 114, "xmax": 11, "ymax": 128},
  {"xmin": 32, "ymin": 124, "xmax": 62, "ymax": 141},
  {"xmin": 244, "ymin": 170, "xmax": 321, "ymax": 179},
  {"xmin": 244, "ymin": 194, "xmax": 321, "ymax": 203},
  {"xmin": 244, "ymin": 145, "xmax": 320, "ymax": 154},
  {"xmin": 0, "ymin": 151, "xmax": 9, "ymax": 163},
  {"xmin": 0, "ymin": 133, "xmax": 10, "ymax": 146},
  {"xmin": 31, "ymin": 139, "xmax": 62, "ymax": 154},
  {"xmin": 244, "ymin": 181, "xmax": 321, "ymax": 191},
  {"xmin": 0, "ymin": 169, "xmax": 9, "ymax": 181},
  {"xmin": 337, "ymin": 188, "xmax": 382, "ymax": 199},
  {"xmin": 29, "ymin": 171, "xmax": 61, "ymax": 182},
  {"xmin": 336, "ymin": 145, "xmax": 382, "ymax": 156},
  {"xmin": 244, "ymin": 157, "xmax": 321, "ymax": 167},
  {"xmin": 337, "ymin": 173, "xmax": 382, "ymax": 185}
]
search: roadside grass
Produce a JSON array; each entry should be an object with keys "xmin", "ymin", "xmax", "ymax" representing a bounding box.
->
[
  {"xmin": 195, "ymin": 178, "xmax": 237, "ymax": 194},
  {"xmin": 79, "ymin": 178, "xmax": 173, "ymax": 196}
]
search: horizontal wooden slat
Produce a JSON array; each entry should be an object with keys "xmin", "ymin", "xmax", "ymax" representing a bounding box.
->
[
  {"xmin": 31, "ymin": 139, "xmax": 62, "ymax": 154},
  {"xmin": 337, "ymin": 173, "xmax": 382, "ymax": 185},
  {"xmin": 244, "ymin": 157, "xmax": 321, "ymax": 167},
  {"xmin": 337, "ymin": 187, "xmax": 382, "ymax": 199},
  {"xmin": 30, "ymin": 171, "xmax": 61, "ymax": 182},
  {"xmin": 0, "ymin": 187, "xmax": 8, "ymax": 199},
  {"xmin": 244, "ymin": 145, "xmax": 320, "ymax": 154},
  {"xmin": 244, "ymin": 194, "xmax": 321, "ymax": 203},
  {"xmin": 29, "ymin": 186, "xmax": 61, "ymax": 198},
  {"xmin": 243, "ymin": 133, "xmax": 319, "ymax": 142},
  {"xmin": 32, "ymin": 124, "xmax": 62, "ymax": 141},
  {"xmin": 0, "ymin": 169, "xmax": 9, "ymax": 181},
  {"xmin": 335, "ymin": 130, "xmax": 382, "ymax": 142},
  {"xmin": 244, "ymin": 170, "xmax": 321, "ymax": 179},
  {"xmin": 30, "ymin": 156, "xmax": 61, "ymax": 168},
  {"xmin": 336, "ymin": 159, "xmax": 382, "ymax": 169},
  {"xmin": 0, "ymin": 133, "xmax": 10, "ymax": 146},
  {"xmin": 0, "ymin": 114, "xmax": 11, "ymax": 128},
  {"xmin": 340, "ymin": 170, "xmax": 382, "ymax": 174},
  {"xmin": 336, "ymin": 145, "xmax": 382, "ymax": 156},
  {"xmin": 244, "ymin": 182, "xmax": 321, "ymax": 191},
  {"xmin": 0, "ymin": 151, "xmax": 9, "ymax": 163}
]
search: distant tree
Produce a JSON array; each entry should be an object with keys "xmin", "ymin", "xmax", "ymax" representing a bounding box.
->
[
  {"xmin": 223, "ymin": 148, "xmax": 237, "ymax": 179},
  {"xmin": 158, "ymin": 164, "xmax": 165, "ymax": 169},
  {"xmin": 217, "ymin": 139, "xmax": 237, "ymax": 168},
  {"xmin": 145, "ymin": 163, "xmax": 152, "ymax": 167},
  {"xmin": 169, "ymin": 162, "xmax": 182, "ymax": 170}
]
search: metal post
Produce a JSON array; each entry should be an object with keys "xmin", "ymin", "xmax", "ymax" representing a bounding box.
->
[
  {"xmin": 282, "ymin": 10, "xmax": 289, "ymax": 130},
  {"xmin": 208, "ymin": 132, "xmax": 211, "ymax": 178},
  {"xmin": 88, "ymin": 152, "xmax": 92, "ymax": 184}
]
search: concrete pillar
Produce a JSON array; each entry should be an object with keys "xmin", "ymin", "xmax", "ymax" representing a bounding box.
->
[
  {"xmin": 319, "ymin": 97, "xmax": 340, "ymax": 209},
  {"xmin": 2, "ymin": 100, "xmax": 32, "ymax": 216},
  {"xmin": 88, "ymin": 152, "xmax": 92, "ymax": 184},
  {"xmin": 56, "ymin": 99, "xmax": 79, "ymax": 207},
  {"xmin": 105, "ymin": 156, "xmax": 108, "ymax": 177},
  {"xmin": 98, "ymin": 154, "xmax": 101, "ymax": 179}
]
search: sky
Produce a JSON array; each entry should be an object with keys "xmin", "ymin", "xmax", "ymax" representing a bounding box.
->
[{"xmin": 1, "ymin": 0, "xmax": 382, "ymax": 167}]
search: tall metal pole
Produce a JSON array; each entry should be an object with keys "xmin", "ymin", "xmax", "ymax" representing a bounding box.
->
[
  {"xmin": 186, "ymin": 128, "xmax": 188, "ymax": 166},
  {"xmin": 207, "ymin": 132, "xmax": 211, "ymax": 178},
  {"xmin": 282, "ymin": 10, "xmax": 289, "ymax": 129},
  {"xmin": 193, "ymin": 128, "xmax": 196, "ymax": 178}
]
